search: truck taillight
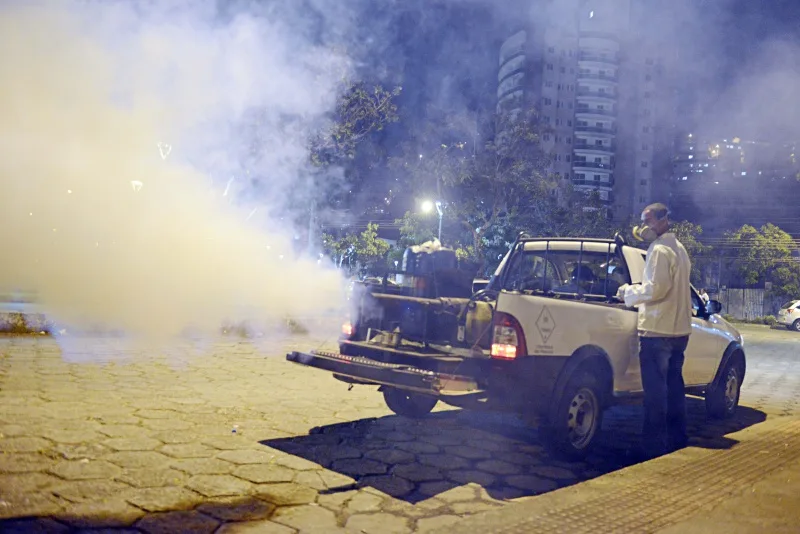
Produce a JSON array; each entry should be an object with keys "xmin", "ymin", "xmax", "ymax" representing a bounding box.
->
[
  {"xmin": 341, "ymin": 322, "xmax": 354, "ymax": 338},
  {"xmin": 491, "ymin": 312, "xmax": 526, "ymax": 360}
]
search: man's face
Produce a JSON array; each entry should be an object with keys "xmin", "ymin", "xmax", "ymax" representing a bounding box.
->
[{"xmin": 641, "ymin": 209, "xmax": 668, "ymax": 235}]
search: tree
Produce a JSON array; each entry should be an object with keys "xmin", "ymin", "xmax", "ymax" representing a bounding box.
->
[
  {"xmin": 392, "ymin": 108, "xmax": 555, "ymax": 270},
  {"xmin": 722, "ymin": 223, "xmax": 800, "ymax": 298},
  {"xmin": 321, "ymin": 223, "xmax": 391, "ymax": 275},
  {"xmin": 353, "ymin": 223, "xmax": 391, "ymax": 271}
]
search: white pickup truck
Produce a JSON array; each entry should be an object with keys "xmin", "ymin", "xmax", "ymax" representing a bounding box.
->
[{"xmin": 287, "ymin": 234, "xmax": 746, "ymax": 458}]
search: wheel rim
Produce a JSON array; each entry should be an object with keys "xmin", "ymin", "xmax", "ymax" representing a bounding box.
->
[
  {"xmin": 566, "ymin": 387, "xmax": 599, "ymax": 449},
  {"xmin": 794, "ymin": 320, "xmax": 800, "ymax": 332},
  {"xmin": 724, "ymin": 368, "xmax": 739, "ymax": 412}
]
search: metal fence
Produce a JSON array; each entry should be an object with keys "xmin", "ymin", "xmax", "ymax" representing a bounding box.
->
[{"xmin": 714, "ymin": 288, "xmax": 787, "ymax": 320}]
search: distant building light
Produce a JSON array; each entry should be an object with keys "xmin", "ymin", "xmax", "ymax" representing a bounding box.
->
[
  {"xmin": 759, "ymin": 171, "xmax": 762, "ymax": 175},
  {"xmin": 714, "ymin": 181, "xmax": 720, "ymax": 184},
  {"xmin": 741, "ymin": 172, "xmax": 747, "ymax": 176},
  {"xmin": 589, "ymin": 10, "xmax": 594, "ymax": 18},
  {"xmin": 688, "ymin": 155, "xmax": 694, "ymax": 159},
  {"xmin": 682, "ymin": 176, "xmax": 688, "ymax": 180},
  {"xmin": 688, "ymin": 133, "xmax": 693, "ymax": 138},
  {"xmin": 697, "ymin": 169, "xmax": 703, "ymax": 173},
  {"xmin": 704, "ymin": 164, "xmax": 709, "ymax": 167}
]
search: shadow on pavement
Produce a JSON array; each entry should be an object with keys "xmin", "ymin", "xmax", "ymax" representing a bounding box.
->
[{"xmin": 261, "ymin": 398, "xmax": 767, "ymax": 504}]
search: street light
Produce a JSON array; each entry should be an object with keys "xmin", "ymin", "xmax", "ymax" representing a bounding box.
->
[{"xmin": 420, "ymin": 199, "xmax": 444, "ymax": 242}]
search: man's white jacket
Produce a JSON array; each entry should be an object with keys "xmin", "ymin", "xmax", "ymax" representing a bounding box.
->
[{"xmin": 621, "ymin": 232, "xmax": 693, "ymax": 337}]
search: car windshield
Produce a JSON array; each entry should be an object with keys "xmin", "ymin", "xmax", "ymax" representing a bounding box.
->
[
  {"xmin": 781, "ymin": 300, "xmax": 799, "ymax": 310},
  {"xmin": 500, "ymin": 249, "xmax": 627, "ymax": 298}
]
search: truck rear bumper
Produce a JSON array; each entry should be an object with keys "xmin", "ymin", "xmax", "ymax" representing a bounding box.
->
[{"xmin": 286, "ymin": 350, "xmax": 483, "ymax": 396}]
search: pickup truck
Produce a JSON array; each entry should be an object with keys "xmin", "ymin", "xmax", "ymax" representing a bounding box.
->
[{"xmin": 287, "ymin": 234, "xmax": 746, "ymax": 458}]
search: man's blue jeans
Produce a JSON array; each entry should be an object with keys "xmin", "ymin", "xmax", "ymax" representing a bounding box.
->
[{"xmin": 639, "ymin": 335, "xmax": 690, "ymax": 456}]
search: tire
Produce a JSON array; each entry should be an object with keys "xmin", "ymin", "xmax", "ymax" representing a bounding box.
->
[
  {"xmin": 792, "ymin": 319, "xmax": 800, "ymax": 332},
  {"xmin": 540, "ymin": 372, "xmax": 604, "ymax": 460},
  {"xmin": 706, "ymin": 357, "xmax": 743, "ymax": 419},
  {"xmin": 383, "ymin": 388, "xmax": 438, "ymax": 418}
]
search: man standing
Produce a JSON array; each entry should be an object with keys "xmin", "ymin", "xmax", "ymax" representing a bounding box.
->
[{"xmin": 617, "ymin": 203, "xmax": 693, "ymax": 458}]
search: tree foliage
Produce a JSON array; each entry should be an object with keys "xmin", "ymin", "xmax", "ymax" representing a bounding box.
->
[
  {"xmin": 670, "ymin": 220, "xmax": 714, "ymax": 285},
  {"xmin": 321, "ymin": 223, "xmax": 390, "ymax": 274},
  {"xmin": 723, "ymin": 223, "xmax": 800, "ymax": 297}
]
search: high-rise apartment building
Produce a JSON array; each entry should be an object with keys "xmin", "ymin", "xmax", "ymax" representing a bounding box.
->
[{"xmin": 496, "ymin": 0, "xmax": 676, "ymax": 221}]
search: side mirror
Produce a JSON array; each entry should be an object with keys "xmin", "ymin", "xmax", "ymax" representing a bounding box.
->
[{"xmin": 706, "ymin": 299, "xmax": 722, "ymax": 315}]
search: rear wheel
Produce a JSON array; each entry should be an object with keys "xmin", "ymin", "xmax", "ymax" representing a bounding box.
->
[
  {"xmin": 706, "ymin": 357, "xmax": 743, "ymax": 419},
  {"xmin": 540, "ymin": 372, "xmax": 604, "ymax": 460},
  {"xmin": 383, "ymin": 388, "xmax": 438, "ymax": 418}
]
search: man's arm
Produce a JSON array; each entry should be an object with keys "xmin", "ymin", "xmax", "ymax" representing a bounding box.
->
[{"xmin": 622, "ymin": 246, "xmax": 674, "ymax": 307}]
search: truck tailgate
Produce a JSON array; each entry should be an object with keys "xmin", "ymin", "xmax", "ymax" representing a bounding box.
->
[{"xmin": 286, "ymin": 350, "xmax": 482, "ymax": 396}]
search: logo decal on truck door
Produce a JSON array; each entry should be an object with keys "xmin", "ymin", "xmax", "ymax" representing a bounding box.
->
[{"xmin": 536, "ymin": 306, "xmax": 556, "ymax": 344}]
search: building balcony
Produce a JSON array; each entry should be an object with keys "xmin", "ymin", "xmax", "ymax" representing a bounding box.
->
[
  {"xmin": 574, "ymin": 125, "xmax": 616, "ymax": 135},
  {"xmin": 578, "ymin": 53, "xmax": 620, "ymax": 64},
  {"xmin": 576, "ymin": 89, "xmax": 617, "ymax": 100},
  {"xmin": 572, "ymin": 161, "xmax": 615, "ymax": 171},
  {"xmin": 574, "ymin": 143, "xmax": 616, "ymax": 154},
  {"xmin": 572, "ymin": 177, "xmax": 615, "ymax": 188},
  {"xmin": 576, "ymin": 73, "xmax": 618, "ymax": 83},
  {"xmin": 575, "ymin": 107, "xmax": 617, "ymax": 118}
]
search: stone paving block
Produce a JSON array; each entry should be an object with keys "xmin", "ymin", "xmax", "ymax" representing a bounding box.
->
[
  {"xmin": 196, "ymin": 496, "xmax": 276, "ymax": 522},
  {"xmin": 103, "ymin": 437, "xmax": 163, "ymax": 452},
  {"xmin": 0, "ymin": 472, "xmax": 60, "ymax": 495},
  {"xmin": 474, "ymin": 459, "xmax": 519, "ymax": 475},
  {"xmin": 293, "ymin": 470, "xmax": 329, "ymax": 491},
  {"xmin": 38, "ymin": 429, "xmax": 102, "ymax": 444},
  {"xmin": 102, "ymin": 451, "xmax": 172, "ymax": 469},
  {"xmin": 445, "ymin": 468, "xmax": 497, "ymax": 487},
  {"xmin": 363, "ymin": 448, "xmax": 415, "ymax": 464},
  {"xmin": 51, "ymin": 479, "xmax": 131, "ymax": 503},
  {"xmin": 135, "ymin": 510, "xmax": 220, "ymax": 534},
  {"xmin": 233, "ymin": 464, "xmax": 296, "ymax": 484},
  {"xmin": 272, "ymin": 504, "xmax": 340, "ymax": 532},
  {"xmin": 345, "ymin": 491, "xmax": 384, "ymax": 513},
  {"xmin": 417, "ymin": 480, "xmax": 458, "ymax": 497},
  {"xmin": 216, "ymin": 449, "xmax": 276, "ymax": 465},
  {"xmin": 125, "ymin": 486, "xmax": 204, "ymax": 512},
  {"xmin": 0, "ymin": 424, "xmax": 28, "ymax": 437},
  {"xmin": 187, "ymin": 474, "xmax": 254, "ymax": 497},
  {"xmin": 345, "ymin": 512, "xmax": 412, "ymax": 534},
  {"xmin": 442, "ymin": 445, "xmax": 493, "ymax": 460},
  {"xmin": 202, "ymin": 436, "xmax": 261, "ymax": 450},
  {"xmin": 117, "ymin": 467, "xmax": 188, "ymax": 488},
  {"xmin": 215, "ymin": 519, "xmax": 296, "ymax": 534},
  {"xmin": 148, "ymin": 431, "xmax": 200, "ymax": 445},
  {"xmin": 392, "ymin": 463, "xmax": 443, "ymax": 482},
  {"xmin": 140, "ymin": 419, "xmax": 194, "ymax": 431},
  {"xmin": 528, "ymin": 465, "xmax": 577, "ymax": 480},
  {"xmin": 48, "ymin": 460, "xmax": 123, "ymax": 480},
  {"xmin": 449, "ymin": 500, "xmax": 504, "ymax": 515},
  {"xmin": 0, "ymin": 436, "xmax": 52, "ymax": 453},
  {"xmin": 0, "ymin": 517, "xmax": 70, "ymax": 534},
  {"xmin": 0, "ymin": 452, "xmax": 55, "ymax": 473},
  {"xmin": 329, "ymin": 458, "xmax": 388, "ymax": 477},
  {"xmin": 394, "ymin": 441, "xmax": 440, "ymax": 454},
  {"xmin": 273, "ymin": 454, "xmax": 323, "ymax": 471},
  {"xmin": 253, "ymin": 482, "xmax": 318, "ymax": 506},
  {"xmin": 504, "ymin": 474, "xmax": 559, "ymax": 493},
  {"xmin": 0, "ymin": 492, "xmax": 65, "ymax": 520},
  {"xmin": 158, "ymin": 443, "xmax": 215, "ymax": 458},
  {"xmin": 358, "ymin": 475, "xmax": 415, "ymax": 498},
  {"xmin": 51, "ymin": 443, "xmax": 111, "ymax": 462},
  {"xmin": 434, "ymin": 485, "xmax": 478, "ymax": 503},
  {"xmin": 417, "ymin": 453, "xmax": 471, "ymax": 471},
  {"xmin": 415, "ymin": 515, "xmax": 462, "ymax": 533},
  {"xmin": 317, "ymin": 489, "xmax": 358, "ymax": 511},
  {"xmin": 57, "ymin": 499, "xmax": 145, "ymax": 528},
  {"xmin": 135, "ymin": 409, "xmax": 180, "ymax": 420},
  {"xmin": 170, "ymin": 457, "xmax": 234, "ymax": 475}
]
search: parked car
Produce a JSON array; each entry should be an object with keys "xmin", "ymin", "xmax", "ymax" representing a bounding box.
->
[
  {"xmin": 287, "ymin": 234, "xmax": 745, "ymax": 459},
  {"xmin": 778, "ymin": 300, "xmax": 800, "ymax": 331}
]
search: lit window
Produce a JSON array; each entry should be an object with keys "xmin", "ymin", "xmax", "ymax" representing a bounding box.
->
[
  {"xmin": 688, "ymin": 155, "xmax": 693, "ymax": 159},
  {"xmin": 589, "ymin": 10, "xmax": 594, "ymax": 18},
  {"xmin": 741, "ymin": 172, "xmax": 747, "ymax": 176}
]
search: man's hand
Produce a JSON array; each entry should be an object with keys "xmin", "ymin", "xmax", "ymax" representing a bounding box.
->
[{"xmin": 615, "ymin": 284, "xmax": 629, "ymax": 302}]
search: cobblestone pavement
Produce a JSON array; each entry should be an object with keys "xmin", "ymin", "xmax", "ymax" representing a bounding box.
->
[{"xmin": 0, "ymin": 325, "xmax": 796, "ymax": 533}]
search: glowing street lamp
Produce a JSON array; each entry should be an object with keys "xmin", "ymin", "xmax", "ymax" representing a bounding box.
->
[{"xmin": 420, "ymin": 199, "xmax": 444, "ymax": 242}]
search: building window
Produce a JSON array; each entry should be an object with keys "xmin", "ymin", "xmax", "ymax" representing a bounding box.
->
[
  {"xmin": 567, "ymin": 120, "xmax": 572, "ymax": 127},
  {"xmin": 640, "ymin": 179, "xmax": 648, "ymax": 185},
  {"xmin": 555, "ymin": 118, "xmax": 561, "ymax": 126},
  {"xmin": 567, "ymin": 137, "xmax": 572, "ymax": 144},
  {"xmin": 645, "ymin": 74, "xmax": 652, "ymax": 81},
  {"xmin": 545, "ymin": 81, "xmax": 554, "ymax": 88},
  {"xmin": 560, "ymin": 66, "xmax": 566, "ymax": 73},
  {"xmin": 642, "ymin": 126, "xmax": 650, "ymax": 133},
  {"xmin": 568, "ymin": 50, "xmax": 573, "ymax": 57},
  {"xmin": 556, "ymin": 100, "xmax": 562, "ymax": 108},
  {"xmin": 643, "ymin": 109, "xmax": 651, "ymax": 117},
  {"xmin": 641, "ymin": 161, "xmax": 649, "ymax": 168},
  {"xmin": 568, "ymin": 102, "xmax": 573, "ymax": 109},
  {"xmin": 577, "ymin": 173, "xmax": 586, "ymax": 179},
  {"xmin": 555, "ymin": 135, "xmax": 561, "ymax": 142},
  {"xmin": 544, "ymin": 97, "xmax": 552, "ymax": 105},
  {"xmin": 543, "ymin": 134, "xmax": 551, "ymax": 141},
  {"xmin": 566, "ymin": 154, "xmax": 571, "ymax": 162},
  {"xmin": 639, "ymin": 196, "xmax": 646, "ymax": 203},
  {"xmin": 594, "ymin": 174, "xmax": 601, "ymax": 181},
  {"xmin": 644, "ymin": 91, "xmax": 652, "ymax": 98},
  {"xmin": 546, "ymin": 63, "xmax": 554, "ymax": 71},
  {"xmin": 645, "ymin": 58, "xmax": 654, "ymax": 65},
  {"xmin": 641, "ymin": 143, "xmax": 649, "ymax": 150},
  {"xmin": 542, "ymin": 115, "xmax": 551, "ymax": 123},
  {"xmin": 556, "ymin": 154, "xmax": 561, "ymax": 161},
  {"xmin": 548, "ymin": 47, "xmax": 555, "ymax": 53}
]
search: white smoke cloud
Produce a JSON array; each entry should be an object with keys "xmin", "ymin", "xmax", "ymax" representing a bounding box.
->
[{"xmin": 0, "ymin": 0, "xmax": 355, "ymax": 339}]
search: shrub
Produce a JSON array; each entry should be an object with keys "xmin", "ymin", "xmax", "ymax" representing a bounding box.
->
[{"xmin": 764, "ymin": 315, "xmax": 778, "ymax": 326}]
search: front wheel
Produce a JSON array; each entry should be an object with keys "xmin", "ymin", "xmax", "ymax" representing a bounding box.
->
[
  {"xmin": 792, "ymin": 319, "xmax": 800, "ymax": 332},
  {"xmin": 383, "ymin": 388, "xmax": 438, "ymax": 418},
  {"xmin": 540, "ymin": 372, "xmax": 604, "ymax": 460},
  {"xmin": 706, "ymin": 358, "xmax": 743, "ymax": 419}
]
